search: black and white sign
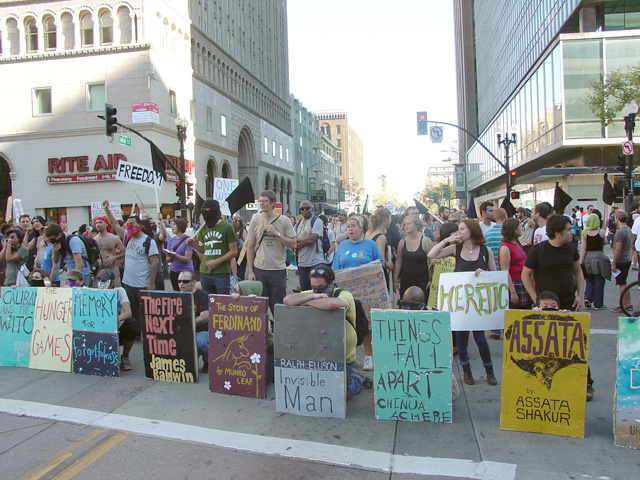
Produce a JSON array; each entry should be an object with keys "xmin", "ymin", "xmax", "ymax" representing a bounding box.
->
[
  {"xmin": 116, "ymin": 161, "xmax": 163, "ymax": 189},
  {"xmin": 430, "ymin": 126, "xmax": 443, "ymax": 143}
]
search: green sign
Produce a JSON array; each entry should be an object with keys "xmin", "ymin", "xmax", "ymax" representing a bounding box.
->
[
  {"xmin": 371, "ymin": 309, "xmax": 452, "ymax": 422},
  {"xmin": 311, "ymin": 190, "xmax": 326, "ymax": 202},
  {"xmin": 118, "ymin": 135, "xmax": 132, "ymax": 146},
  {"xmin": 338, "ymin": 189, "xmax": 345, "ymax": 202},
  {"xmin": 634, "ymin": 181, "xmax": 640, "ymax": 187}
]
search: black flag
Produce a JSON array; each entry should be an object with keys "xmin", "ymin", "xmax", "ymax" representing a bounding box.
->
[
  {"xmin": 150, "ymin": 143, "xmax": 168, "ymax": 180},
  {"xmin": 466, "ymin": 195, "xmax": 477, "ymax": 219},
  {"xmin": 362, "ymin": 195, "xmax": 370, "ymax": 215},
  {"xmin": 225, "ymin": 177, "xmax": 255, "ymax": 216},
  {"xmin": 500, "ymin": 198, "xmax": 517, "ymax": 217},
  {"xmin": 413, "ymin": 199, "xmax": 431, "ymax": 217},
  {"xmin": 602, "ymin": 173, "xmax": 617, "ymax": 206},
  {"xmin": 553, "ymin": 182, "xmax": 573, "ymax": 214}
]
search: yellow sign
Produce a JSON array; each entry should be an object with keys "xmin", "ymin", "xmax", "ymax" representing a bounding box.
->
[
  {"xmin": 427, "ymin": 257, "xmax": 455, "ymax": 308},
  {"xmin": 500, "ymin": 310, "xmax": 590, "ymax": 438},
  {"xmin": 29, "ymin": 288, "xmax": 73, "ymax": 373}
]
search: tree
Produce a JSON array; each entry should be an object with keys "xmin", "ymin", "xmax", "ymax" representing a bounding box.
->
[
  {"xmin": 586, "ymin": 63, "xmax": 640, "ymax": 126},
  {"xmin": 416, "ymin": 177, "xmax": 450, "ymax": 213}
]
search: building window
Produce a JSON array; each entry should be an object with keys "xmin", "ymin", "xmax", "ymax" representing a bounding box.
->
[
  {"xmin": 336, "ymin": 125, "xmax": 341, "ymax": 134},
  {"xmin": 43, "ymin": 15, "xmax": 57, "ymax": 51},
  {"xmin": 264, "ymin": 137, "xmax": 268, "ymax": 153},
  {"xmin": 169, "ymin": 90, "xmax": 177, "ymax": 115},
  {"xmin": 206, "ymin": 107, "xmax": 213, "ymax": 131},
  {"xmin": 80, "ymin": 12, "xmax": 94, "ymax": 47},
  {"xmin": 33, "ymin": 87, "xmax": 52, "ymax": 116},
  {"xmin": 99, "ymin": 10, "xmax": 113, "ymax": 45},
  {"xmin": 337, "ymin": 139, "xmax": 341, "ymax": 148},
  {"xmin": 25, "ymin": 17, "xmax": 38, "ymax": 52},
  {"xmin": 221, "ymin": 114, "xmax": 227, "ymax": 136},
  {"xmin": 86, "ymin": 83, "xmax": 105, "ymax": 111},
  {"xmin": 286, "ymin": 148, "xmax": 289, "ymax": 162},
  {"xmin": 299, "ymin": 136, "xmax": 302, "ymax": 147},
  {"xmin": 279, "ymin": 145, "xmax": 283, "ymax": 160},
  {"xmin": 272, "ymin": 141, "xmax": 276, "ymax": 157}
]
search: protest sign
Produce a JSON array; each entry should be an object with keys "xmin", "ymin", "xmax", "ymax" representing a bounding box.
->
[
  {"xmin": 213, "ymin": 177, "xmax": 239, "ymax": 216},
  {"xmin": 0, "ymin": 287, "xmax": 38, "ymax": 367},
  {"xmin": 274, "ymin": 305, "xmax": 346, "ymax": 418},
  {"xmin": 437, "ymin": 270, "xmax": 508, "ymax": 331},
  {"xmin": 29, "ymin": 288, "xmax": 73, "ymax": 372},
  {"xmin": 501, "ymin": 310, "xmax": 589, "ymax": 438},
  {"xmin": 71, "ymin": 289, "xmax": 119, "ymax": 377},
  {"xmin": 91, "ymin": 202, "xmax": 122, "ymax": 221},
  {"xmin": 334, "ymin": 261, "xmax": 390, "ymax": 319},
  {"xmin": 615, "ymin": 317, "xmax": 640, "ymax": 449},
  {"xmin": 116, "ymin": 160, "xmax": 163, "ymax": 189},
  {"xmin": 209, "ymin": 294, "xmax": 269, "ymax": 398},
  {"xmin": 140, "ymin": 290, "xmax": 198, "ymax": 382},
  {"xmin": 371, "ymin": 309, "xmax": 452, "ymax": 422},
  {"xmin": 427, "ymin": 257, "xmax": 455, "ymax": 308}
]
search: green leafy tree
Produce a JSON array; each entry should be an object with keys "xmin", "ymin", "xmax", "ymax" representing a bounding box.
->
[
  {"xmin": 416, "ymin": 178, "xmax": 450, "ymax": 213},
  {"xmin": 587, "ymin": 63, "xmax": 640, "ymax": 126}
]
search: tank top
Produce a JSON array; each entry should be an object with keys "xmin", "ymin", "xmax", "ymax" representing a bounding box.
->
[
  {"xmin": 585, "ymin": 232, "xmax": 604, "ymax": 252},
  {"xmin": 401, "ymin": 236, "xmax": 429, "ymax": 281},
  {"xmin": 498, "ymin": 241, "xmax": 525, "ymax": 281},
  {"xmin": 454, "ymin": 244, "xmax": 490, "ymax": 272}
]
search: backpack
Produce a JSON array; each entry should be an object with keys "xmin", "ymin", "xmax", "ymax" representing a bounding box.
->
[
  {"xmin": 333, "ymin": 288, "xmax": 370, "ymax": 346},
  {"xmin": 295, "ymin": 216, "xmax": 330, "ymax": 255},
  {"xmin": 65, "ymin": 234, "xmax": 102, "ymax": 276}
]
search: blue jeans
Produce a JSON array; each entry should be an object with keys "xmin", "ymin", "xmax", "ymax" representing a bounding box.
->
[
  {"xmin": 253, "ymin": 267, "xmax": 287, "ymax": 315},
  {"xmin": 346, "ymin": 362, "xmax": 372, "ymax": 399},
  {"xmin": 456, "ymin": 330, "xmax": 492, "ymax": 367},
  {"xmin": 200, "ymin": 273, "xmax": 231, "ymax": 295},
  {"xmin": 196, "ymin": 331, "xmax": 209, "ymax": 363},
  {"xmin": 585, "ymin": 273, "xmax": 605, "ymax": 308}
]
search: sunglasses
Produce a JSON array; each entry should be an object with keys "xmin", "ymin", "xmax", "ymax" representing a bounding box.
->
[
  {"xmin": 177, "ymin": 279, "xmax": 193, "ymax": 284},
  {"xmin": 310, "ymin": 268, "xmax": 326, "ymax": 276},
  {"xmin": 300, "ymin": 206, "xmax": 312, "ymax": 211}
]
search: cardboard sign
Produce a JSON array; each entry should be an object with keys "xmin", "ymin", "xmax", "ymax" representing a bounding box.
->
[
  {"xmin": 371, "ymin": 309, "xmax": 452, "ymax": 422},
  {"xmin": 0, "ymin": 287, "xmax": 38, "ymax": 367},
  {"xmin": 140, "ymin": 291, "xmax": 198, "ymax": 383},
  {"xmin": 213, "ymin": 177, "xmax": 239, "ymax": 216},
  {"xmin": 29, "ymin": 288, "xmax": 73, "ymax": 372},
  {"xmin": 438, "ymin": 271, "xmax": 509, "ymax": 331},
  {"xmin": 91, "ymin": 202, "xmax": 122, "ymax": 221},
  {"xmin": 71, "ymin": 289, "xmax": 119, "ymax": 377},
  {"xmin": 427, "ymin": 257, "xmax": 455, "ymax": 308},
  {"xmin": 274, "ymin": 305, "xmax": 346, "ymax": 418},
  {"xmin": 334, "ymin": 261, "xmax": 390, "ymax": 320},
  {"xmin": 116, "ymin": 160, "xmax": 163, "ymax": 189},
  {"xmin": 615, "ymin": 317, "xmax": 640, "ymax": 449},
  {"xmin": 501, "ymin": 310, "xmax": 590, "ymax": 438},
  {"xmin": 209, "ymin": 294, "xmax": 269, "ymax": 398}
]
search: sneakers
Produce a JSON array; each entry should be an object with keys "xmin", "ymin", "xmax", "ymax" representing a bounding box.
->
[
  {"xmin": 121, "ymin": 356, "xmax": 132, "ymax": 371},
  {"xmin": 593, "ymin": 305, "xmax": 606, "ymax": 310},
  {"xmin": 586, "ymin": 385, "xmax": 594, "ymax": 402},
  {"xmin": 611, "ymin": 306, "xmax": 627, "ymax": 313},
  {"xmin": 363, "ymin": 356, "xmax": 373, "ymax": 371},
  {"xmin": 584, "ymin": 299, "xmax": 592, "ymax": 309}
]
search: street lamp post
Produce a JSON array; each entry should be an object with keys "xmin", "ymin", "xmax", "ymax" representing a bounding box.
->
[
  {"xmin": 496, "ymin": 124, "xmax": 518, "ymax": 199},
  {"xmin": 623, "ymin": 101, "xmax": 639, "ymax": 215},
  {"xmin": 175, "ymin": 115, "xmax": 188, "ymax": 220}
]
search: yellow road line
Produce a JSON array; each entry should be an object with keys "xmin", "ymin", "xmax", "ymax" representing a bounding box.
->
[
  {"xmin": 20, "ymin": 429, "xmax": 105, "ymax": 480},
  {"xmin": 51, "ymin": 431, "xmax": 128, "ymax": 480}
]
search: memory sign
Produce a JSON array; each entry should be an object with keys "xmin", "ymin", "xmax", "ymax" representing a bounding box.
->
[
  {"xmin": 0, "ymin": 287, "xmax": 38, "ymax": 367},
  {"xmin": 29, "ymin": 288, "xmax": 73, "ymax": 373},
  {"xmin": 140, "ymin": 290, "xmax": 198, "ymax": 382},
  {"xmin": 501, "ymin": 310, "xmax": 590, "ymax": 438},
  {"xmin": 213, "ymin": 177, "xmax": 239, "ymax": 216},
  {"xmin": 274, "ymin": 305, "xmax": 346, "ymax": 418},
  {"xmin": 209, "ymin": 294, "xmax": 269, "ymax": 398},
  {"xmin": 438, "ymin": 270, "xmax": 508, "ymax": 331},
  {"xmin": 615, "ymin": 317, "xmax": 640, "ymax": 449},
  {"xmin": 372, "ymin": 309, "xmax": 452, "ymax": 422},
  {"xmin": 116, "ymin": 160, "xmax": 163, "ymax": 189}
]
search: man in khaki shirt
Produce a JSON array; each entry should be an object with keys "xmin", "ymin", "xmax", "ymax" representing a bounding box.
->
[{"xmin": 246, "ymin": 190, "xmax": 296, "ymax": 313}]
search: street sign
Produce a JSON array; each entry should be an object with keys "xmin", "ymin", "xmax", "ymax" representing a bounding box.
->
[
  {"xmin": 311, "ymin": 190, "xmax": 326, "ymax": 202},
  {"xmin": 623, "ymin": 141, "xmax": 634, "ymax": 155},
  {"xmin": 118, "ymin": 135, "xmax": 131, "ymax": 146},
  {"xmin": 634, "ymin": 181, "xmax": 640, "ymax": 188},
  {"xmin": 430, "ymin": 126, "xmax": 443, "ymax": 143}
]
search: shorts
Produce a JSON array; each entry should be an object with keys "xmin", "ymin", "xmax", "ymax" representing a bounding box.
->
[{"xmin": 616, "ymin": 261, "xmax": 631, "ymax": 285}]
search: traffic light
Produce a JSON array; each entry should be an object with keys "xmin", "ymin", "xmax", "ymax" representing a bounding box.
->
[
  {"xmin": 186, "ymin": 182, "xmax": 194, "ymax": 198},
  {"xmin": 510, "ymin": 170, "xmax": 517, "ymax": 188},
  {"xmin": 172, "ymin": 202, "xmax": 181, "ymax": 211},
  {"xmin": 617, "ymin": 155, "xmax": 627, "ymax": 174},
  {"xmin": 442, "ymin": 184, "xmax": 450, "ymax": 199},
  {"xmin": 510, "ymin": 191, "xmax": 520, "ymax": 200},
  {"xmin": 105, "ymin": 103, "xmax": 117, "ymax": 137},
  {"xmin": 175, "ymin": 182, "xmax": 181, "ymax": 198},
  {"xmin": 417, "ymin": 111, "xmax": 428, "ymax": 135}
]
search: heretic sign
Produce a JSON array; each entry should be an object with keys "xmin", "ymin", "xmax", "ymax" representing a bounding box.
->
[
  {"xmin": 427, "ymin": 257, "xmax": 456, "ymax": 308},
  {"xmin": 501, "ymin": 310, "xmax": 590, "ymax": 438},
  {"xmin": 141, "ymin": 291, "xmax": 198, "ymax": 383},
  {"xmin": 371, "ymin": 309, "xmax": 452, "ymax": 422},
  {"xmin": 615, "ymin": 317, "xmax": 640, "ymax": 449},
  {"xmin": 29, "ymin": 288, "xmax": 73, "ymax": 373},
  {"xmin": 72, "ymin": 289, "xmax": 119, "ymax": 377},
  {"xmin": 335, "ymin": 261, "xmax": 390, "ymax": 320},
  {"xmin": 274, "ymin": 305, "xmax": 346, "ymax": 418},
  {"xmin": 438, "ymin": 270, "xmax": 509, "ymax": 331},
  {"xmin": 209, "ymin": 294, "xmax": 268, "ymax": 398},
  {"xmin": 0, "ymin": 287, "xmax": 38, "ymax": 367}
]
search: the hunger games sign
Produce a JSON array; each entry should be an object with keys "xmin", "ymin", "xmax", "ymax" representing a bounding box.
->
[
  {"xmin": 615, "ymin": 317, "xmax": 640, "ymax": 449},
  {"xmin": 141, "ymin": 291, "xmax": 198, "ymax": 383},
  {"xmin": 501, "ymin": 310, "xmax": 590, "ymax": 438},
  {"xmin": 209, "ymin": 294, "xmax": 269, "ymax": 398}
]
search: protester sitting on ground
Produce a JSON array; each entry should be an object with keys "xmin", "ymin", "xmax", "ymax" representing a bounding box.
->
[
  {"xmin": 283, "ymin": 266, "xmax": 372, "ymax": 399},
  {"xmin": 176, "ymin": 270, "xmax": 210, "ymax": 372},
  {"xmin": 28, "ymin": 269, "xmax": 51, "ymax": 287}
]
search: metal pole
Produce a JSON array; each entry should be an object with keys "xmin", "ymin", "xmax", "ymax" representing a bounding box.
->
[
  {"xmin": 625, "ymin": 112, "xmax": 636, "ymax": 216},
  {"xmin": 505, "ymin": 142, "xmax": 511, "ymax": 200},
  {"xmin": 177, "ymin": 125, "xmax": 187, "ymax": 219}
]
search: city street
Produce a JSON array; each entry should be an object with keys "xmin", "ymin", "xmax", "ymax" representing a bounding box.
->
[{"xmin": 0, "ymin": 268, "xmax": 637, "ymax": 480}]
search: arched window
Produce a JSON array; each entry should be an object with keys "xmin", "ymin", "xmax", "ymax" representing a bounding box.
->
[
  {"xmin": 43, "ymin": 15, "xmax": 56, "ymax": 51},
  {"xmin": 80, "ymin": 11, "xmax": 94, "ymax": 47},
  {"xmin": 7, "ymin": 18, "xmax": 20, "ymax": 55},
  {"xmin": 99, "ymin": 10, "xmax": 113, "ymax": 45},
  {"xmin": 117, "ymin": 7, "xmax": 132, "ymax": 44},
  {"xmin": 25, "ymin": 17, "xmax": 38, "ymax": 52},
  {"xmin": 61, "ymin": 12, "xmax": 74, "ymax": 50}
]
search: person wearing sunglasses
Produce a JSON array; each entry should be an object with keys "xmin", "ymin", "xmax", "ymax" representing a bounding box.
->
[
  {"xmin": 177, "ymin": 270, "xmax": 211, "ymax": 373},
  {"xmin": 293, "ymin": 200, "xmax": 325, "ymax": 292},
  {"xmin": 1, "ymin": 229, "xmax": 28, "ymax": 287}
]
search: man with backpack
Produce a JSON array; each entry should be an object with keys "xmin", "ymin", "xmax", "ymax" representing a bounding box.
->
[
  {"xmin": 284, "ymin": 266, "xmax": 372, "ymax": 399},
  {"xmin": 294, "ymin": 200, "xmax": 326, "ymax": 291},
  {"xmin": 44, "ymin": 223, "xmax": 91, "ymax": 286}
]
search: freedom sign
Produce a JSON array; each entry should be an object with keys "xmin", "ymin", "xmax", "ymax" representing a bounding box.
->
[
  {"xmin": 116, "ymin": 160, "xmax": 163, "ymax": 189},
  {"xmin": 437, "ymin": 270, "xmax": 508, "ymax": 331}
]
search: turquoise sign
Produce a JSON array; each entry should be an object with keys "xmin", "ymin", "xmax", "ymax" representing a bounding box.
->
[
  {"xmin": 615, "ymin": 317, "xmax": 640, "ymax": 449},
  {"xmin": 371, "ymin": 309, "xmax": 452, "ymax": 422},
  {"xmin": 0, "ymin": 287, "xmax": 38, "ymax": 367}
]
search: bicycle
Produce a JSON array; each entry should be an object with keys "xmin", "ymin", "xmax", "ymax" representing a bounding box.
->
[{"xmin": 618, "ymin": 279, "xmax": 640, "ymax": 316}]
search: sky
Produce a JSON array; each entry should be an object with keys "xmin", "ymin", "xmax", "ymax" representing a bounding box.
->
[{"xmin": 287, "ymin": 0, "xmax": 459, "ymax": 203}]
